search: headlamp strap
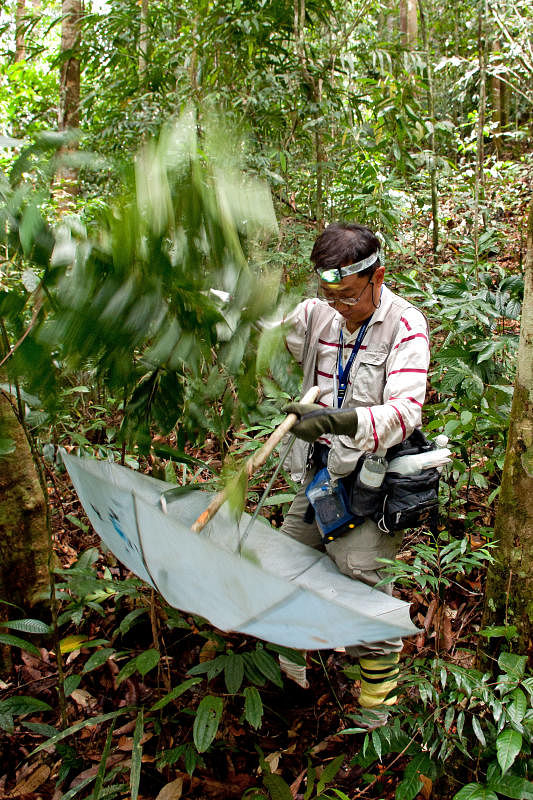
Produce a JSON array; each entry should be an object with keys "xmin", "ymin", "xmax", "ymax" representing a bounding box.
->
[{"xmin": 320, "ymin": 250, "xmax": 380, "ymax": 284}]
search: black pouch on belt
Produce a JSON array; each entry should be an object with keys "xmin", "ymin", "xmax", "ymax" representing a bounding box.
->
[{"xmin": 343, "ymin": 457, "xmax": 385, "ymax": 520}]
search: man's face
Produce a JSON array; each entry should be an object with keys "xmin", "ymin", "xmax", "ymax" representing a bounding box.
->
[{"xmin": 320, "ymin": 266, "xmax": 385, "ymax": 330}]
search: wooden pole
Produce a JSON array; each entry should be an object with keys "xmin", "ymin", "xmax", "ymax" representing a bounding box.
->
[{"xmin": 191, "ymin": 385, "xmax": 320, "ymax": 532}]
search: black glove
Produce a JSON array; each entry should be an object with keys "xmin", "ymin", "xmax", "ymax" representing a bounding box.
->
[{"xmin": 283, "ymin": 403, "xmax": 359, "ymax": 443}]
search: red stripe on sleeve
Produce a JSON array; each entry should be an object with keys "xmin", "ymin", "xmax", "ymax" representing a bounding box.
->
[
  {"xmin": 389, "ymin": 368, "xmax": 428, "ymax": 375},
  {"xmin": 316, "ymin": 369, "xmax": 333, "ymax": 379},
  {"xmin": 389, "ymin": 396, "xmax": 423, "ymax": 407},
  {"xmin": 394, "ymin": 332, "xmax": 429, "ymax": 349},
  {"xmin": 368, "ymin": 408, "xmax": 379, "ymax": 452},
  {"xmin": 390, "ymin": 404, "xmax": 407, "ymax": 439},
  {"xmin": 400, "ymin": 316, "xmax": 412, "ymax": 331}
]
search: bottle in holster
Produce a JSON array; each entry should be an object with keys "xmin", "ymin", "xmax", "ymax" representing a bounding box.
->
[
  {"xmin": 358, "ymin": 455, "xmax": 387, "ymax": 489},
  {"xmin": 350, "ymin": 454, "xmax": 387, "ymax": 519}
]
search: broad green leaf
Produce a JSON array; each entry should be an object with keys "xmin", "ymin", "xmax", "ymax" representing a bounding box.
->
[
  {"xmin": 263, "ymin": 772, "xmax": 293, "ymax": 800},
  {"xmin": 115, "ymin": 657, "xmax": 138, "ymax": 687},
  {"xmin": 0, "ymin": 633, "xmax": 41, "ymax": 658},
  {"xmin": 396, "ymin": 769, "xmax": 423, "ymax": 800},
  {"xmin": 444, "ymin": 705, "xmax": 454, "ymax": 732},
  {"xmin": 316, "ymin": 754, "xmax": 345, "ymax": 794},
  {"xmin": 472, "ymin": 716, "xmax": 486, "ymax": 746},
  {"xmin": 224, "ymin": 653, "xmax": 244, "ymax": 694},
  {"xmin": 135, "ymin": 648, "xmax": 160, "ymax": 677},
  {"xmin": 130, "ymin": 709, "xmax": 144, "ymax": 800},
  {"xmin": 251, "ymin": 648, "xmax": 283, "ymax": 687},
  {"xmin": 496, "ymin": 729, "xmax": 522, "ymax": 774},
  {"xmin": 83, "ymin": 648, "xmax": 116, "ymax": 674},
  {"xmin": 65, "ymin": 514, "xmax": 89, "ymax": 532},
  {"xmin": 117, "ymin": 608, "xmax": 147, "ymax": 635},
  {"xmin": 243, "ymin": 686, "xmax": 263, "ymax": 730},
  {"xmin": 487, "ymin": 763, "xmax": 533, "ymax": 800},
  {"xmin": 266, "ymin": 644, "xmax": 306, "ymax": 666},
  {"xmin": 193, "ymin": 695, "xmax": 223, "ymax": 753},
  {"xmin": 498, "ymin": 653, "xmax": 526, "ymax": 680},
  {"xmin": 260, "ymin": 493, "xmax": 296, "ymax": 506},
  {"xmin": 372, "ymin": 728, "xmax": 382, "ymax": 760},
  {"xmin": 63, "ymin": 674, "xmax": 82, "ymax": 697},
  {"xmin": 454, "ymin": 785, "xmax": 498, "ymax": 800},
  {"xmin": 31, "ymin": 708, "xmax": 133, "ymax": 754},
  {"xmin": 150, "ymin": 678, "xmax": 201, "ymax": 711},
  {"xmin": 0, "ymin": 696, "xmax": 52, "ymax": 716},
  {"xmin": 507, "ymin": 688, "xmax": 527, "ymax": 725},
  {"xmin": 2, "ymin": 618, "xmax": 51, "ymax": 634},
  {"xmin": 22, "ymin": 721, "xmax": 58, "ymax": 737}
]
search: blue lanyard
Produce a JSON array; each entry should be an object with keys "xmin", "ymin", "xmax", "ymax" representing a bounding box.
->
[{"xmin": 336, "ymin": 318, "xmax": 371, "ymax": 408}]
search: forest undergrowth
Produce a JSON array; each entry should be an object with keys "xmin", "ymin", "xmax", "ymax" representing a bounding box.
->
[{"xmin": 0, "ymin": 155, "xmax": 531, "ymax": 800}]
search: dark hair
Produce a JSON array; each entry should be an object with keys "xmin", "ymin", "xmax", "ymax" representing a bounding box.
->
[{"xmin": 310, "ymin": 222, "xmax": 381, "ymax": 277}]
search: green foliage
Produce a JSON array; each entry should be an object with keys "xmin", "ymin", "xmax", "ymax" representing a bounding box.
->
[
  {"xmin": 344, "ymin": 653, "xmax": 533, "ymax": 800},
  {"xmin": 193, "ymin": 695, "xmax": 224, "ymax": 753},
  {"xmin": 377, "ymin": 530, "xmax": 494, "ymax": 595},
  {"xmin": 1, "ymin": 113, "xmax": 280, "ymax": 454},
  {"xmin": 1, "ymin": 0, "xmax": 531, "ymax": 797}
]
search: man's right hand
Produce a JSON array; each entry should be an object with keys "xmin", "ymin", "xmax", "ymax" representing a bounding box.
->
[{"xmin": 284, "ymin": 403, "xmax": 359, "ymax": 443}]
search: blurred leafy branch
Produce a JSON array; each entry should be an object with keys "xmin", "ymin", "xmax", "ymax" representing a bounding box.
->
[{"xmin": 0, "ymin": 111, "xmax": 293, "ymax": 456}]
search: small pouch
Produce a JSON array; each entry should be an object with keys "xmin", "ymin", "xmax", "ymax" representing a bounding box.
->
[{"xmin": 375, "ymin": 469, "xmax": 440, "ymax": 534}]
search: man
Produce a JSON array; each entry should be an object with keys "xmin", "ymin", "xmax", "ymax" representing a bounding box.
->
[{"xmin": 278, "ymin": 222, "xmax": 430, "ymax": 718}]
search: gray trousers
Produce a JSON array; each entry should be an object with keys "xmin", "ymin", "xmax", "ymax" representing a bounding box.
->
[{"xmin": 281, "ymin": 473, "xmax": 404, "ymax": 658}]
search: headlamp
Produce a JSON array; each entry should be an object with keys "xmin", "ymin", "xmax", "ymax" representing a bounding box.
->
[{"xmin": 316, "ymin": 250, "xmax": 380, "ymax": 284}]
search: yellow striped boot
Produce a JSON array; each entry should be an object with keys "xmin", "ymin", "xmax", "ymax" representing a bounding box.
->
[{"xmin": 358, "ymin": 653, "xmax": 400, "ymax": 709}]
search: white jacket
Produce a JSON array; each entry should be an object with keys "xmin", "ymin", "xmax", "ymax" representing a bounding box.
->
[{"xmin": 283, "ymin": 285, "xmax": 430, "ymax": 482}]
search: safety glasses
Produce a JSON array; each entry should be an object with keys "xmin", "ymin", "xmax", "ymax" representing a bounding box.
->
[{"xmin": 319, "ymin": 278, "xmax": 374, "ymax": 307}]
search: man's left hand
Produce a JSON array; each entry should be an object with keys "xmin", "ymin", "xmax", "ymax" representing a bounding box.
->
[{"xmin": 284, "ymin": 403, "xmax": 359, "ymax": 443}]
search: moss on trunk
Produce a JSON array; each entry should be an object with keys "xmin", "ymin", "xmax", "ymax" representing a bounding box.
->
[
  {"xmin": 482, "ymin": 199, "xmax": 533, "ymax": 659},
  {"xmin": 0, "ymin": 392, "xmax": 49, "ymax": 609}
]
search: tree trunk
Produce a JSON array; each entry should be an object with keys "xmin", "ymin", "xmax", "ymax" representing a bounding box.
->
[
  {"xmin": 473, "ymin": 0, "xmax": 487, "ymax": 280},
  {"xmin": 58, "ymin": 0, "xmax": 80, "ymax": 130},
  {"xmin": 138, "ymin": 0, "xmax": 149, "ymax": 78},
  {"xmin": 15, "ymin": 0, "xmax": 26, "ymax": 62},
  {"xmin": 482, "ymin": 199, "xmax": 533, "ymax": 658},
  {"xmin": 57, "ymin": 0, "xmax": 81, "ymax": 206},
  {"xmin": 418, "ymin": 0, "xmax": 438, "ymax": 260},
  {"xmin": 399, "ymin": 0, "xmax": 417, "ymax": 45},
  {"xmin": 492, "ymin": 40, "xmax": 502, "ymax": 158},
  {"xmin": 407, "ymin": 0, "xmax": 417, "ymax": 44},
  {"xmin": 0, "ymin": 392, "xmax": 49, "ymax": 609}
]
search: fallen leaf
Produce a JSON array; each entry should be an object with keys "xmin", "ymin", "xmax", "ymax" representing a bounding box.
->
[
  {"xmin": 419, "ymin": 773, "xmax": 432, "ymax": 799},
  {"xmin": 118, "ymin": 732, "xmax": 153, "ymax": 751},
  {"xmin": 155, "ymin": 777, "xmax": 183, "ymax": 800},
  {"xmin": 423, "ymin": 598, "xmax": 438, "ymax": 633},
  {"xmin": 9, "ymin": 764, "xmax": 50, "ymax": 797},
  {"xmin": 199, "ymin": 640, "xmax": 218, "ymax": 662},
  {"xmin": 290, "ymin": 768, "xmax": 306, "ymax": 797},
  {"xmin": 113, "ymin": 720, "xmax": 137, "ymax": 737},
  {"xmin": 440, "ymin": 612, "xmax": 453, "ymax": 652},
  {"xmin": 70, "ymin": 689, "xmax": 95, "ymax": 708}
]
